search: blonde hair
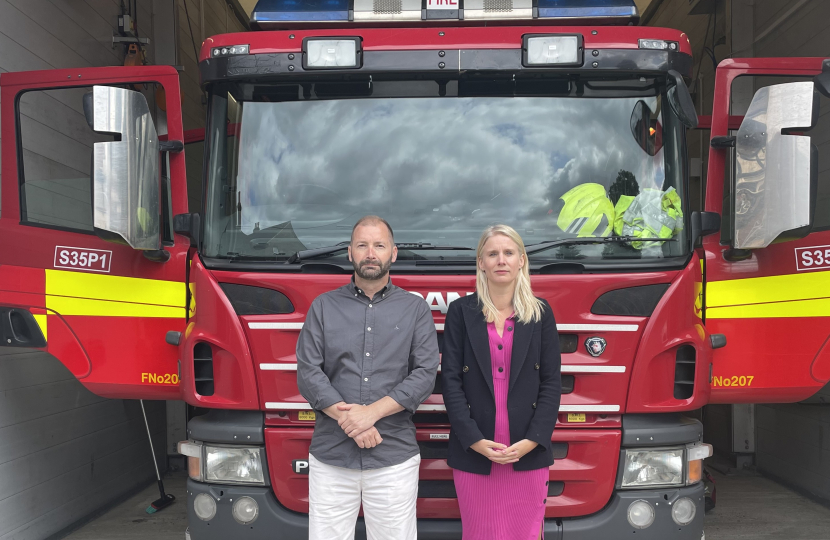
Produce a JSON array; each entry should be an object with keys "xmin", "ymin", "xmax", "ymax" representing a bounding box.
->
[{"xmin": 476, "ymin": 224, "xmax": 544, "ymax": 325}]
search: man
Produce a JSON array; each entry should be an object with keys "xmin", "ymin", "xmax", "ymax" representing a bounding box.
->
[{"xmin": 297, "ymin": 215, "xmax": 440, "ymax": 540}]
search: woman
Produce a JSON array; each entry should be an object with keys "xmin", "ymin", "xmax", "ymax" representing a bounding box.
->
[{"xmin": 442, "ymin": 224, "xmax": 562, "ymax": 540}]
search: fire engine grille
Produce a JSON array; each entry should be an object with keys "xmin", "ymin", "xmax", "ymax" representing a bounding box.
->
[
  {"xmin": 484, "ymin": 0, "xmax": 513, "ymax": 12},
  {"xmin": 374, "ymin": 0, "xmax": 402, "ymax": 14},
  {"xmin": 194, "ymin": 342, "xmax": 215, "ymax": 396}
]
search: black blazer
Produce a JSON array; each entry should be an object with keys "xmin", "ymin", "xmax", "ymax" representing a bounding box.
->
[{"xmin": 442, "ymin": 293, "xmax": 561, "ymax": 474}]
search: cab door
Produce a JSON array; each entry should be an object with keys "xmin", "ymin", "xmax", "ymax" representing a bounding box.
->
[
  {"xmin": 0, "ymin": 66, "xmax": 189, "ymax": 399},
  {"xmin": 705, "ymin": 57, "xmax": 830, "ymax": 403}
]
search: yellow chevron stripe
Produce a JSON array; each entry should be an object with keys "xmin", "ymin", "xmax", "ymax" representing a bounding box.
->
[
  {"xmin": 707, "ymin": 271, "xmax": 830, "ymax": 307},
  {"xmin": 45, "ymin": 269, "xmax": 185, "ymax": 318},
  {"xmin": 706, "ymin": 270, "xmax": 830, "ymax": 319},
  {"xmin": 707, "ymin": 297, "xmax": 830, "ymax": 319},
  {"xmin": 33, "ymin": 314, "xmax": 47, "ymax": 340}
]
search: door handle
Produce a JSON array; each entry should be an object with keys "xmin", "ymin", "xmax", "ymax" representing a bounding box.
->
[{"xmin": 1, "ymin": 308, "xmax": 47, "ymax": 348}]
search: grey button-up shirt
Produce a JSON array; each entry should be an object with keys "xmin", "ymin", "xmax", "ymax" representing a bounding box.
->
[{"xmin": 297, "ymin": 278, "xmax": 439, "ymax": 470}]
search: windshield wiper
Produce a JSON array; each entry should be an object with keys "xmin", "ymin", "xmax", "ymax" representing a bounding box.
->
[
  {"xmin": 287, "ymin": 242, "xmax": 474, "ymax": 263},
  {"xmin": 525, "ymin": 236, "xmax": 676, "ymax": 256}
]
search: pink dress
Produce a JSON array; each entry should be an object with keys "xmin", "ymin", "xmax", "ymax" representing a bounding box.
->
[{"xmin": 453, "ymin": 318, "xmax": 549, "ymax": 540}]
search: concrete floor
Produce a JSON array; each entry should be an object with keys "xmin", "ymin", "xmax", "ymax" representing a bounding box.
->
[
  {"xmin": 61, "ymin": 468, "xmax": 830, "ymax": 539},
  {"xmin": 62, "ymin": 472, "xmax": 188, "ymax": 540},
  {"xmin": 703, "ymin": 469, "xmax": 830, "ymax": 540}
]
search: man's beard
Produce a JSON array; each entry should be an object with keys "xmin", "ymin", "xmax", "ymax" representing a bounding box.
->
[{"xmin": 354, "ymin": 257, "xmax": 392, "ymax": 280}]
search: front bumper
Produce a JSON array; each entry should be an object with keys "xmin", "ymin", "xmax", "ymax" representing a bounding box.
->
[{"xmin": 185, "ymin": 479, "xmax": 704, "ymax": 540}]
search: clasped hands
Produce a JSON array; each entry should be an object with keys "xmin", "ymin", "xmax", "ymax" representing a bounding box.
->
[
  {"xmin": 336, "ymin": 403, "xmax": 383, "ymax": 449},
  {"xmin": 471, "ymin": 438, "xmax": 538, "ymax": 464}
]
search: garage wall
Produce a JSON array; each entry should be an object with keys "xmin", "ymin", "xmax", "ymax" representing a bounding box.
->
[
  {"xmin": 746, "ymin": 0, "xmax": 830, "ymax": 503},
  {"xmin": 0, "ymin": 1, "xmax": 243, "ymax": 539}
]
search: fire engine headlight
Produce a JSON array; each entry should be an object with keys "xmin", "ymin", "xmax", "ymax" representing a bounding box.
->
[
  {"xmin": 193, "ymin": 493, "xmax": 217, "ymax": 521},
  {"xmin": 205, "ymin": 446, "xmax": 265, "ymax": 485},
  {"xmin": 523, "ymin": 34, "xmax": 582, "ymax": 67},
  {"xmin": 621, "ymin": 448, "xmax": 684, "ymax": 488},
  {"xmin": 303, "ymin": 37, "xmax": 362, "ymax": 69}
]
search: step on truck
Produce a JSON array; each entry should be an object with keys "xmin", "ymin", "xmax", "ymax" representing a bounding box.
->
[{"xmin": 2, "ymin": 0, "xmax": 830, "ymax": 538}]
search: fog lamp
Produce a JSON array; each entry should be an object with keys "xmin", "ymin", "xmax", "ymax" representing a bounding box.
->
[
  {"xmin": 627, "ymin": 500, "xmax": 655, "ymax": 529},
  {"xmin": 303, "ymin": 37, "xmax": 361, "ymax": 69},
  {"xmin": 232, "ymin": 496, "xmax": 260, "ymax": 524},
  {"xmin": 523, "ymin": 35, "xmax": 582, "ymax": 67},
  {"xmin": 672, "ymin": 497, "xmax": 696, "ymax": 526},
  {"xmin": 193, "ymin": 493, "xmax": 217, "ymax": 521}
]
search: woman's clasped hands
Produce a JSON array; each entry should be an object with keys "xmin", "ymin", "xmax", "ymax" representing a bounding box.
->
[{"xmin": 470, "ymin": 439, "xmax": 538, "ymax": 464}]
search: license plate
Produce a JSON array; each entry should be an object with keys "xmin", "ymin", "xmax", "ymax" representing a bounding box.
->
[
  {"xmin": 298, "ymin": 411, "xmax": 316, "ymax": 421},
  {"xmin": 567, "ymin": 413, "xmax": 586, "ymax": 423}
]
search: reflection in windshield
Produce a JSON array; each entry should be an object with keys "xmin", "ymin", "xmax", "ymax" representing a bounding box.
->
[{"xmin": 204, "ymin": 93, "xmax": 687, "ymax": 263}]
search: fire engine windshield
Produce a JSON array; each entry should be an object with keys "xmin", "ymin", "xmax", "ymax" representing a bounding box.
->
[{"xmin": 203, "ymin": 81, "xmax": 688, "ymax": 268}]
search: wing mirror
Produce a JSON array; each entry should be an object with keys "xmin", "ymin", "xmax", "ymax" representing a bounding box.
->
[
  {"xmin": 630, "ymin": 100, "xmax": 663, "ymax": 156},
  {"xmin": 666, "ymin": 70, "xmax": 699, "ymax": 129},
  {"xmin": 723, "ymin": 81, "xmax": 819, "ymax": 250},
  {"xmin": 83, "ymin": 86, "xmax": 169, "ymax": 262}
]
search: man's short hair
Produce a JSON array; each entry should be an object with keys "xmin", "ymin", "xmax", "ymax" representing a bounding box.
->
[{"xmin": 351, "ymin": 216, "xmax": 394, "ymax": 244}]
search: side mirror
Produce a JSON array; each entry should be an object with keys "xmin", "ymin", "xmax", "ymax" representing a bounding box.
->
[
  {"xmin": 86, "ymin": 86, "xmax": 162, "ymax": 252},
  {"xmin": 630, "ymin": 100, "xmax": 663, "ymax": 156},
  {"xmin": 731, "ymin": 81, "xmax": 818, "ymax": 249},
  {"xmin": 667, "ymin": 70, "xmax": 699, "ymax": 129}
]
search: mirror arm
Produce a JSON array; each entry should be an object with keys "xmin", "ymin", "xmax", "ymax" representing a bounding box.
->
[
  {"xmin": 723, "ymin": 248, "xmax": 752, "ymax": 262},
  {"xmin": 143, "ymin": 249, "xmax": 171, "ymax": 263},
  {"xmin": 160, "ymin": 140, "xmax": 184, "ymax": 153},
  {"xmin": 691, "ymin": 211, "xmax": 721, "ymax": 244},
  {"xmin": 710, "ymin": 136, "xmax": 736, "ymax": 149},
  {"xmin": 173, "ymin": 213, "xmax": 201, "ymax": 247}
]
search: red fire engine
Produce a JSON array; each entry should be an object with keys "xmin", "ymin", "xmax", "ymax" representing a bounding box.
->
[{"xmin": 2, "ymin": 0, "xmax": 829, "ymax": 538}]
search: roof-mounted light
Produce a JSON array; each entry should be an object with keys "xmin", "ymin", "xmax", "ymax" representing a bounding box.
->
[
  {"xmin": 303, "ymin": 37, "xmax": 362, "ymax": 69},
  {"xmin": 251, "ymin": 0, "xmax": 349, "ymax": 23},
  {"xmin": 249, "ymin": 0, "xmax": 639, "ymax": 28},
  {"xmin": 211, "ymin": 44, "xmax": 249, "ymax": 57},
  {"xmin": 639, "ymin": 39, "xmax": 679, "ymax": 51},
  {"xmin": 535, "ymin": 0, "xmax": 638, "ymax": 21},
  {"xmin": 523, "ymin": 34, "xmax": 583, "ymax": 67}
]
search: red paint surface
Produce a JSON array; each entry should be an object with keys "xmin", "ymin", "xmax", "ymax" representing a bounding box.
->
[
  {"xmin": 180, "ymin": 258, "xmax": 261, "ymax": 408},
  {"xmin": 627, "ymin": 253, "xmax": 711, "ymax": 412},
  {"xmin": 216, "ymin": 270, "xmax": 682, "ymax": 414}
]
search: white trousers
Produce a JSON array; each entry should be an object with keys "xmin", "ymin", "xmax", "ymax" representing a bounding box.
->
[{"xmin": 308, "ymin": 453, "xmax": 421, "ymax": 540}]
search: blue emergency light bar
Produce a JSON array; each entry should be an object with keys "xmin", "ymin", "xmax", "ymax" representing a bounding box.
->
[
  {"xmin": 536, "ymin": 0, "xmax": 638, "ymax": 19},
  {"xmin": 250, "ymin": 0, "xmax": 638, "ymax": 27}
]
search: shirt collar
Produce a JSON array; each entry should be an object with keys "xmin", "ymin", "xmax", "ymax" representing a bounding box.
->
[{"xmin": 350, "ymin": 275, "xmax": 394, "ymax": 299}]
